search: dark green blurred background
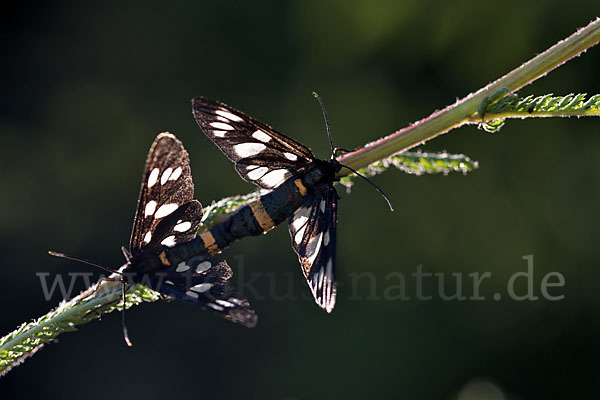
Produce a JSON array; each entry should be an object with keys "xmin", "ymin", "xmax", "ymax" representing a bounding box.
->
[{"xmin": 2, "ymin": 1, "xmax": 600, "ymax": 399}]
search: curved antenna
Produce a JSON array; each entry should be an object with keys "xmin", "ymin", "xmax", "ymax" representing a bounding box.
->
[
  {"xmin": 312, "ymin": 92, "xmax": 335, "ymax": 156},
  {"xmin": 49, "ymin": 250, "xmax": 133, "ymax": 346},
  {"xmin": 312, "ymin": 92, "xmax": 394, "ymax": 212},
  {"xmin": 339, "ymin": 163, "xmax": 394, "ymax": 212},
  {"xmin": 48, "ymin": 251, "xmax": 121, "ymax": 275}
]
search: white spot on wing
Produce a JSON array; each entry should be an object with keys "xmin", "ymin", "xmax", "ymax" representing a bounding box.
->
[
  {"xmin": 260, "ymin": 169, "xmax": 289, "ymax": 187},
  {"xmin": 291, "ymin": 215, "xmax": 308, "ymax": 231},
  {"xmin": 161, "ymin": 168, "xmax": 173, "ymax": 185},
  {"xmin": 154, "ymin": 203, "xmax": 178, "ymax": 218},
  {"xmin": 284, "ymin": 152, "xmax": 298, "ymax": 161},
  {"xmin": 326, "ymin": 258, "xmax": 333, "ymax": 276},
  {"xmin": 324, "ymin": 229, "xmax": 330, "ymax": 246},
  {"xmin": 161, "ymin": 235, "xmax": 177, "ymax": 247},
  {"xmin": 186, "ymin": 290, "xmax": 199, "ymax": 299},
  {"xmin": 234, "ymin": 143, "xmax": 266, "ymax": 157},
  {"xmin": 216, "ymin": 109, "xmax": 243, "ymax": 122},
  {"xmin": 246, "ymin": 165, "xmax": 259, "ymax": 170},
  {"xmin": 294, "ymin": 224, "xmax": 307, "ymax": 244},
  {"xmin": 212, "ymin": 130, "xmax": 227, "ymax": 137},
  {"xmin": 210, "ymin": 121, "xmax": 234, "ymax": 130},
  {"xmin": 169, "ymin": 167, "xmax": 182, "ymax": 181},
  {"xmin": 145, "ymin": 200, "xmax": 157, "ymax": 217},
  {"xmin": 306, "ymin": 232, "xmax": 323, "ymax": 266},
  {"xmin": 190, "ymin": 283, "xmax": 213, "ymax": 293},
  {"xmin": 215, "ymin": 299, "xmax": 234, "ymax": 308},
  {"xmin": 195, "ymin": 261, "xmax": 211, "ymax": 273},
  {"xmin": 143, "ymin": 231, "xmax": 152, "ymax": 243},
  {"xmin": 148, "ymin": 168, "xmax": 160, "ymax": 188},
  {"xmin": 252, "ymin": 130, "xmax": 272, "ymax": 143},
  {"xmin": 317, "ymin": 268, "xmax": 324, "ymax": 290},
  {"xmin": 247, "ymin": 166, "xmax": 269, "ymax": 180},
  {"xmin": 320, "ymin": 199, "xmax": 326, "ymax": 213},
  {"xmin": 176, "ymin": 262, "xmax": 190, "ymax": 272},
  {"xmin": 207, "ymin": 303, "xmax": 224, "ymax": 311},
  {"xmin": 174, "ymin": 221, "xmax": 192, "ymax": 232}
]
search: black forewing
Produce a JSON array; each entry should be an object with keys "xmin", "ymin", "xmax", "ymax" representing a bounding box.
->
[
  {"xmin": 192, "ymin": 97, "xmax": 314, "ymax": 189},
  {"xmin": 288, "ymin": 185, "xmax": 338, "ymax": 312},
  {"xmin": 129, "ymin": 132, "xmax": 202, "ymax": 255},
  {"xmin": 149, "ymin": 254, "xmax": 257, "ymax": 327}
]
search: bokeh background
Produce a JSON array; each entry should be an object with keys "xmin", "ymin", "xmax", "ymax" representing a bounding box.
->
[{"xmin": 2, "ymin": 1, "xmax": 600, "ymax": 399}]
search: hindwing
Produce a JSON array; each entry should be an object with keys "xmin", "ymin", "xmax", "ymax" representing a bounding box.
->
[
  {"xmin": 150, "ymin": 254, "xmax": 257, "ymax": 327},
  {"xmin": 288, "ymin": 186, "xmax": 338, "ymax": 313}
]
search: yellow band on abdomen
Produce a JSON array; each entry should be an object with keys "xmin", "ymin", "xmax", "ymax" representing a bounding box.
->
[
  {"xmin": 199, "ymin": 230, "xmax": 220, "ymax": 255},
  {"xmin": 294, "ymin": 178, "xmax": 308, "ymax": 196},
  {"xmin": 249, "ymin": 199, "xmax": 276, "ymax": 232}
]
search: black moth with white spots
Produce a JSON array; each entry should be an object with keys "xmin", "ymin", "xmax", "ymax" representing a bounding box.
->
[
  {"xmin": 192, "ymin": 98, "xmax": 341, "ymax": 313},
  {"xmin": 123, "ymin": 132, "xmax": 257, "ymax": 327}
]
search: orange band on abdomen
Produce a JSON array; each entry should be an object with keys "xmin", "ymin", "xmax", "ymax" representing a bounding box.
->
[
  {"xmin": 199, "ymin": 230, "xmax": 220, "ymax": 255},
  {"xmin": 248, "ymin": 199, "xmax": 276, "ymax": 232}
]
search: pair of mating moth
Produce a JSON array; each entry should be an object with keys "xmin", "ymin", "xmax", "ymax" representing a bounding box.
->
[{"xmin": 89, "ymin": 97, "xmax": 357, "ymax": 328}]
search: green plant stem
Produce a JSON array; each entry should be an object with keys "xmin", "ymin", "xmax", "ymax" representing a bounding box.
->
[
  {"xmin": 2, "ymin": 18, "xmax": 600, "ymax": 378},
  {"xmin": 335, "ymin": 17, "xmax": 600, "ymax": 178},
  {"xmin": 0, "ymin": 278, "xmax": 159, "ymax": 377}
]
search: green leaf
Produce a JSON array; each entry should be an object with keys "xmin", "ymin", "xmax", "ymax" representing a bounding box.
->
[{"xmin": 339, "ymin": 151, "xmax": 478, "ymax": 190}]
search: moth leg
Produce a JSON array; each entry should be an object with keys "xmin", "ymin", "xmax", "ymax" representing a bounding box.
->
[{"xmin": 92, "ymin": 276, "xmax": 122, "ymax": 297}]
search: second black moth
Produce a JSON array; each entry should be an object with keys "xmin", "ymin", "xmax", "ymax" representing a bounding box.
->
[{"xmin": 187, "ymin": 97, "xmax": 343, "ymax": 313}]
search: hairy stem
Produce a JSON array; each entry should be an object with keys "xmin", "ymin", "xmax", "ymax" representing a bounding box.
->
[
  {"xmin": 2, "ymin": 18, "xmax": 600, "ymax": 378},
  {"xmin": 336, "ymin": 18, "xmax": 600, "ymax": 178}
]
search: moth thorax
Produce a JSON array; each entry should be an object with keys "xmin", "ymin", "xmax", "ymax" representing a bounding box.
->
[{"xmin": 303, "ymin": 160, "xmax": 339, "ymax": 187}]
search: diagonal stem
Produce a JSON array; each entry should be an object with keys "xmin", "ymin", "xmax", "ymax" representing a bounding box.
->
[{"xmin": 336, "ymin": 17, "xmax": 600, "ymax": 178}]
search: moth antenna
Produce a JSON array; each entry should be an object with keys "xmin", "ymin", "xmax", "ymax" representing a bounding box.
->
[
  {"xmin": 339, "ymin": 163, "xmax": 394, "ymax": 212},
  {"xmin": 312, "ymin": 92, "xmax": 335, "ymax": 156},
  {"xmin": 48, "ymin": 251, "xmax": 121, "ymax": 275},
  {"xmin": 311, "ymin": 92, "xmax": 394, "ymax": 212},
  {"xmin": 50, "ymin": 250, "xmax": 133, "ymax": 346},
  {"xmin": 122, "ymin": 281, "xmax": 133, "ymax": 347}
]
